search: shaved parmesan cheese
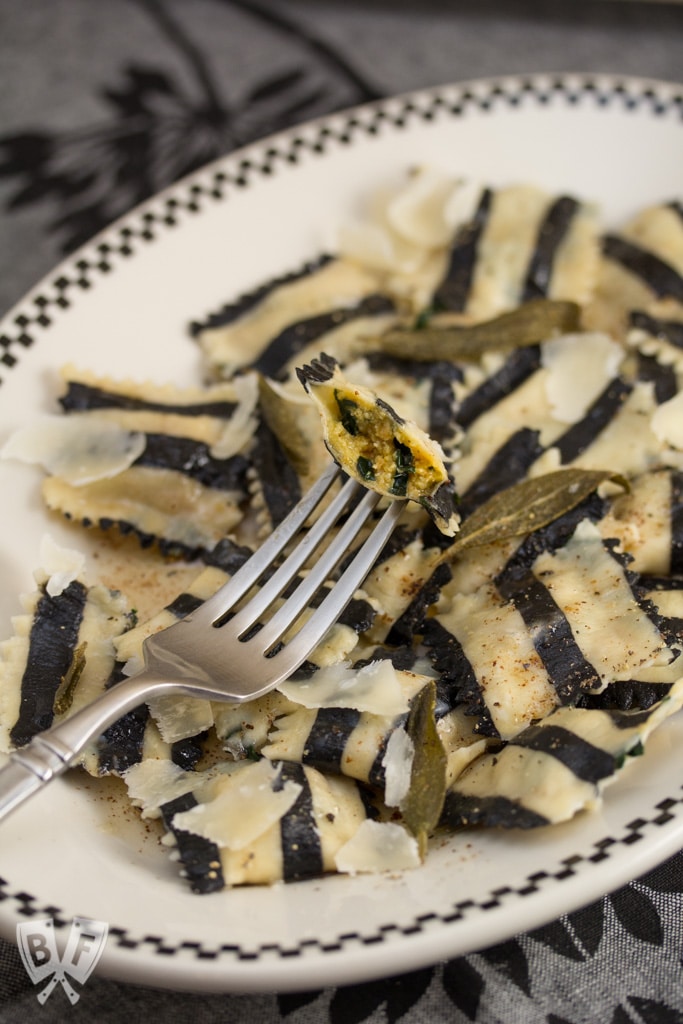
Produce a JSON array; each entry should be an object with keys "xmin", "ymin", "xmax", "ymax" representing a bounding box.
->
[
  {"xmin": 2, "ymin": 414, "xmax": 146, "ymax": 484},
  {"xmin": 387, "ymin": 167, "xmax": 463, "ymax": 249},
  {"xmin": 340, "ymin": 221, "xmax": 422, "ymax": 275},
  {"xmin": 339, "ymin": 167, "xmax": 468, "ymax": 274},
  {"xmin": 170, "ymin": 759, "xmax": 302, "ymax": 850},
  {"xmin": 541, "ymin": 332, "xmax": 622, "ymax": 424},
  {"xmin": 334, "ymin": 819, "xmax": 420, "ymax": 874},
  {"xmin": 209, "ymin": 372, "xmax": 259, "ymax": 459},
  {"xmin": 442, "ymin": 178, "xmax": 484, "ymax": 235},
  {"xmin": 146, "ymin": 692, "xmax": 214, "ymax": 744},
  {"xmin": 278, "ymin": 659, "xmax": 410, "ymax": 716},
  {"xmin": 124, "ymin": 759, "xmax": 202, "ymax": 818},
  {"xmin": 381, "ymin": 726, "xmax": 415, "ymax": 807},
  {"xmin": 651, "ymin": 390, "xmax": 683, "ymax": 450},
  {"xmin": 38, "ymin": 533, "xmax": 86, "ymax": 597}
]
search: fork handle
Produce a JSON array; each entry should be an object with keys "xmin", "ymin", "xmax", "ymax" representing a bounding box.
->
[
  {"xmin": 0, "ymin": 670, "xmax": 171, "ymax": 824},
  {"xmin": 0, "ymin": 739, "xmax": 72, "ymax": 821},
  {"xmin": 0, "ymin": 756, "xmax": 52, "ymax": 821}
]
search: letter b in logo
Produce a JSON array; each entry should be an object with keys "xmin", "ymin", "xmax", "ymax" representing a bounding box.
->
[{"xmin": 25, "ymin": 929, "xmax": 54, "ymax": 967}]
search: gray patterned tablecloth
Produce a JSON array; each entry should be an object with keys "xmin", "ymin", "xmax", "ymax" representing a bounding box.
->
[{"xmin": 1, "ymin": 2, "xmax": 683, "ymax": 1022}]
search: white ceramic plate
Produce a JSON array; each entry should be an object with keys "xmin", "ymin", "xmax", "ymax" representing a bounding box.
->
[{"xmin": 1, "ymin": 72, "xmax": 683, "ymax": 994}]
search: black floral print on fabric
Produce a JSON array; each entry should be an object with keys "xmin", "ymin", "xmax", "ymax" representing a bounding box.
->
[
  {"xmin": 0, "ymin": 0, "xmax": 380, "ymax": 255},
  {"xmin": 278, "ymin": 968, "xmax": 434, "ymax": 1024},
  {"xmin": 442, "ymin": 958, "xmax": 486, "ymax": 1021}
]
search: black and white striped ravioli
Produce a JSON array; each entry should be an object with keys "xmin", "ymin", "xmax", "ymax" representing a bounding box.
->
[
  {"xmin": 0, "ymin": 561, "xmax": 135, "ymax": 774},
  {"xmin": 124, "ymin": 756, "xmax": 392, "ymax": 890},
  {"xmin": 441, "ymin": 690, "xmax": 683, "ymax": 830},
  {"xmin": 2, "ymin": 168, "xmax": 683, "ymax": 891}
]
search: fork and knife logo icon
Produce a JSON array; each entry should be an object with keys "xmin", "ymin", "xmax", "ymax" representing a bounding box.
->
[{"xmin": 16, "ymin": 916, "xmax": 108, "ymax": 1004}]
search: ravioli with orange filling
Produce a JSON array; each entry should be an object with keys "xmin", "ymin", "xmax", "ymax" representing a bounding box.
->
[{"xmin": 297, "ymin": 353, "xmax": 459, "ymax": 536}]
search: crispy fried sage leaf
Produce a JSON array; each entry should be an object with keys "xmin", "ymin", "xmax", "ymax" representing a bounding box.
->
[
  {"xmin": 436, "ymin": 468, "xmax": 629, "ymax": 564},
  {"xmin": 375, "ymin": 299, "xmax": 580, "ymax": 362},
  {"xmin": 53, "ymin": 641, "xmax": 87, "ymax": 716},
  {"xmin": 401, "ymin": 680, "xmax": 447, "ymax": 858}
]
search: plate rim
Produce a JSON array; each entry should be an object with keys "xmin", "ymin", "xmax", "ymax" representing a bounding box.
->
[{"xmin": 1, "ymin": 68, "xmax": 683, "ymax": 992}]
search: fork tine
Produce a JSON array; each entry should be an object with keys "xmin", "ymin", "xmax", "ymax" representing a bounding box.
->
[
  {"xmin": 267, "ymin": 498, "xmax": 404, "ymax": 669},
  {"xmin": 220, "ymin": 472, "xmax": 364, "ymax": 632},
  {"xmin": 196, "ymin": 461, "xmax": 341, "ymax": 624},
  {"xmin": 236, "ymin": 484, "xmax": 382, "ymax": 649},
  {"xmin": 142, "ymin": 465, "xmax": 404, "ymax": 704}
]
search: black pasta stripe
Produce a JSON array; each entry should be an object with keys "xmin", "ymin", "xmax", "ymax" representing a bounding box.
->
[
  {"xmin": 613, "ymin": 537, "xmax": 674, "ymax": 643},
  {"xmin": 671, "ymin": 472, "xmax": 683, "ymax": 575},
  {"xmin": 631, "ymin": 573, "xmax": 683, "ymax": 592},
  {"xmin": 522, "ymin": 196, "xmax": 580, "ymax": 301},
  {"xmin": 166, "ymin": 592, "xmax": 205, "ymax": 619},
  {"xmin": 606, "ymin": 706, "xmax": 667, "ymax": 730},
  {"xmin": 367, "ymin": 735, "xmax": 391, "ymax": 790},
  {"xmin": 365, "ymin": 352, "xmax": 464, "ymax": 386},
  {"xmin": 94, "ymin": 516, "xmax": 206, "ymax": 561},
  {"xmin": 161, "ymin": 793, "xmax": 225, "ymax": 894},
  {"xmin": 458, "ymin": 427, "xmax": 544, "ymax": 519},
  {"xmin": 655, "ymin": 614, "xmax": 683, "ymax": 649},
  {"xmin": 60, "ymin": 381, "xmax": 238, "ymax": 418},
  {"xmin": 171, "ymin": 733, "xmax": 207, "ymax": 771},
  {"xmin": 300, "ymin": 580, "xmax": 376, "ymax": 635},
  {"xmin": 97, "ymin": 704, "xmax": 150, "ymax": 774},
  {"xmin": 503, "ymin": 492, "xmax": 607, "ymax": 570},
  {"xmin": 253, "ymin": 294, "xmax": 395, "ymax": 379},
  {"xmin": 433, "ymin": 188, "xmax": 492, "ymax": 312},
  {"xmin": 302, "ymin": 707, "xmax": 362, "ymax": 774},
  {"xmin": 353, "ymin": 645, "xmax": 418, "ymax": 673},
  {"xmin": 286, "ymin": 661, "xmax": 319, "ymax": 682},
  {"xmin": 358, "ymin": 785, "xmax": 381, "ymax": 822},
  {"xmin": 10, "ymin": 580, "xmax": 88, "ymax": 748},
  {"xmin": 638, "ymin": 575, "xmax": 683, "ymax": 648},
  {"xmin": 134, "ymin": 434, "xmax": 249, "ymax": 491},
  {"xmin": 429, "ymin": 368, "xmax": 460, "ymax": 445},
  {"xmin": 203, "ymin": 537, "xmax": 254, "ymax": 574},
  {"xmin": 422, "ymin": 480, "xmax": 459, "ymax": 534},
  {"xmin": 189, "ymin": 255, "xmax": 333, "ymax": 334},
  {"xmin": 250, "ymin": 418, "xmax": 303, "ymax": 526},
  {"xmin": 336, "ymin": 597, "xmax": 376, "ymax": 634},
  {"xmin": 602, "ymin": 235, "xmax": 683, "ymax": 302},
  {"xmin": 455, "ymin": 346, "xmax": 542, "ymax": 430},
  {"xmin": 513, "ymin": 723, "xmax": 615, "ymax": 783},
  {"xmin": 579, "ymin": 680, "xmax": 672, "ymax": 713},
  {"xmin": 551, "ymin": 377, "xmax": 632, "ymax": 464},
  {"xmin": 441, "ymin": 790, "xmax": 549, "ymax": 830},
  {"xmin": 422, "ymin": 618, "xmax": 499, "ymax": 736},
  {"xmin": 495, "ymin": 565, "xmax": 602, "ymax": 703},
  {"xmin": 97, "ymin": 660, "xmax": 150, "ymax": 774},
  {"xmin": 629, "ymin": 310, "xmax": 683, "ymax": 351},
  {"xmin": 386, "ymin": 562, "xmax": 452, "ymax": 647},
  {"xmin": 367, "ymin": 711, "xmax": 411, "ymax": 789},
  {"xmin": 276, "ymin": 762, "xmax": 324, "ymax": 882},
  {"xmin": 636, "ymin": 352, "xmax": 678, "ymax": 403}
]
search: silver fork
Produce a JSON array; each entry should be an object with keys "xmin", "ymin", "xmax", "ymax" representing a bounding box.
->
[{"xmin": 0, "ymin": 462, "xmax": 403, "ymax": 822}]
